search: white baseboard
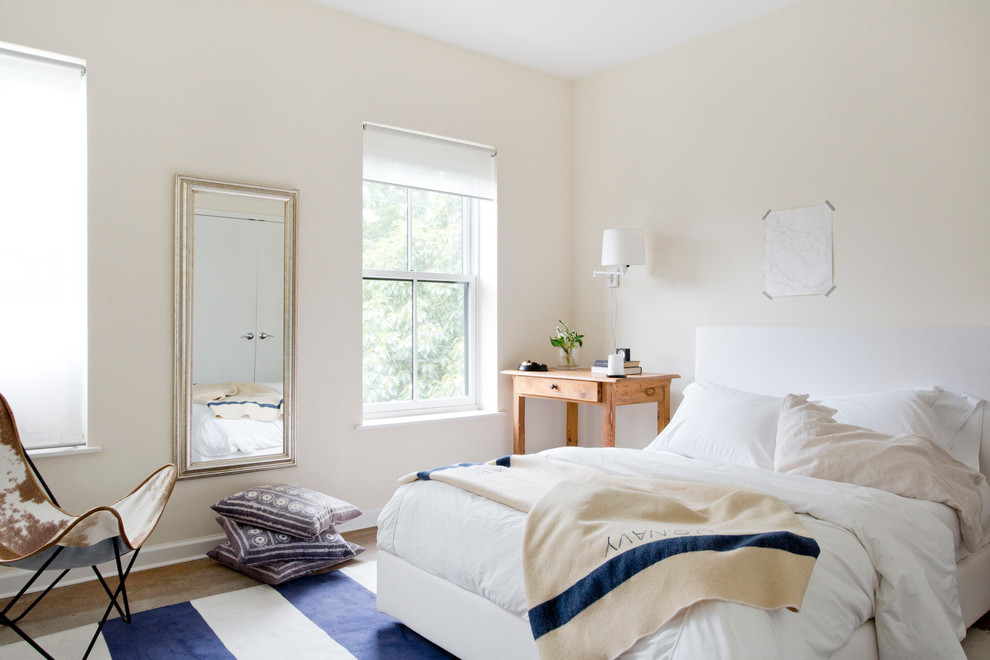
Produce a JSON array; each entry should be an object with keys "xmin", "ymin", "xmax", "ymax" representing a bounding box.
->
[{"xmin": 0, "ymin": 508, "xmax": 380, "ymax": 599}]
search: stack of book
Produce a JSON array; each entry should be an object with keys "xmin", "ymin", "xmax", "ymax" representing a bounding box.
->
[{"xmin": 591, "ymin": 359, "xmax": 642, "ymax": 375}]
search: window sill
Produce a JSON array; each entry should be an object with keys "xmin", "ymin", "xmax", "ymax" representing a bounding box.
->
[
  {"xmin": 28, "ymin": 445, "xmax": 103, "ymax": 459},
  {"xmin": 356, "ymin": 409, "xmax": 504, "ymax": 430}
]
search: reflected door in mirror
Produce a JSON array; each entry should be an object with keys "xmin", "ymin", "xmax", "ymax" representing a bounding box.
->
[{"xmin": 193, "ymin": 213, "xmax": 284, "ymax": 384}]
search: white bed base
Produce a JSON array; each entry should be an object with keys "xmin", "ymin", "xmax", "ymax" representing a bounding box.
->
[
  {"xmin": 378, "ymin": 326, "xmax": 990, "ymax": 658},
  {"xmin": 378, "ymin": 551, "xmax": 540, "ymax": 660}
]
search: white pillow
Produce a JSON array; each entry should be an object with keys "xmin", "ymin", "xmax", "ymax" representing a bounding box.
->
[
  {"xmin": 645, "ymin": 382, "xmax": 781, "ymax": 470},
  {"xmin": 816, "ymin": 387, "xmax": 984, "ymax": 471},
  {"xmin": 920, "ymin": 386, "xmax": 984, "ymax": 473},
  {"xmin": 816, "ymin": 390, "xmax": 937, "ymax": 442}
]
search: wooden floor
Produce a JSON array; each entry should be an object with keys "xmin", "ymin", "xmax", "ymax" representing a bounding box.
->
[{"xmin": 0, "ymin": 527, "xmax": 378, "ymax": 648}]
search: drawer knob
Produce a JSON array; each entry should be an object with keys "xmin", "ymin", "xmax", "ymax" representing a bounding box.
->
[
  {"xmin": 550, "ymin": 383, "xmax": 559, "ymax": 390},
  {"xmin": 645, "ymin": 388, "xmax": 656, "ymax": 396}
]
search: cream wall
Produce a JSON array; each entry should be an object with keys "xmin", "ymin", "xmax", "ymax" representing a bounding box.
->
[
  {"xmin": 1, "ymin": 0, "xmax": 572, "ymax": 545},
  {"xmin": 570, "ymin": 0, "xmax": 990, "ymax": 447},
  {"xmin": 4, "ymin": 0, "xmax": 988, "ymax": 552}
]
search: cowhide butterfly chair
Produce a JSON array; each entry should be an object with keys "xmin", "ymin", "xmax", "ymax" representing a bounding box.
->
[{"xmin": 0, "ymin": 393, "xmax": 177, "ymax": 659}]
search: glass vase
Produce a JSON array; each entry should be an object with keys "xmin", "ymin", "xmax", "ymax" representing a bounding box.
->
[{"xmin": 556, "ymin": 346, "xmax": 579, "ymax": 370}]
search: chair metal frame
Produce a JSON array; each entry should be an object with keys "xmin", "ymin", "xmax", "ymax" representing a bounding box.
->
[
  {"xmin": 0, "ymin": 452, "xmax": 142, "ymax": 660},
  {"xmin": 0, "ymin": 393, "xmax": 176, "ymax": 659}
]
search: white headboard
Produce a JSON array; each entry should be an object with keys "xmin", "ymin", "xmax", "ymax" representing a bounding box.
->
[{"xmin": 696, "ymin": 326, "xmax": 990, "ymax": 472}]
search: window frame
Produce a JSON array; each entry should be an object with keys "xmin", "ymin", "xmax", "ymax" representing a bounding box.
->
[{"xmin": 362, "ymin": 182, "xmax": 480, "ymax": 418}]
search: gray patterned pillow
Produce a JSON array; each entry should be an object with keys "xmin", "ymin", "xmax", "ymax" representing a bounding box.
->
[
  {"xmin": 216, "ymin": 516, "xmax": 361, "ymax": 566},
  {"xmin": 211, "ymin": 484, "xmax": 361, "ymax": 538},
  {"xmin": 206, "ymin": 542, "xmax": 362, "ymax": 585}
]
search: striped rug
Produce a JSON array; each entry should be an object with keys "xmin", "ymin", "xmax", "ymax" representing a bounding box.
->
[{"xmin": 2, "ymin": 562, "xmax": 455, "ymax": 659}]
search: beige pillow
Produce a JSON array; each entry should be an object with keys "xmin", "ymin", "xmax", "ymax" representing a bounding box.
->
[{"xmin": 775, "ymin": 394, "xmax": 986, "ymax": 552}]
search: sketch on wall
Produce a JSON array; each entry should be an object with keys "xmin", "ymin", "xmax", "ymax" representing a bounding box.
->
[{"xmin": 763, "ymin": 202, "xmax": 834, "ymax": 298}]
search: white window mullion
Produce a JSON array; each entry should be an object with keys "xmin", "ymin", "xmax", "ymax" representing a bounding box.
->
[
  {"xmin": 410, "ymin": 277, "xmax": 418, "ymax": 402},
  {"xmin": 363, "ymin": 269, "xmax": 470, "ymax": 284},
  {"xmin": 461, "ymin": 197, "xmax": 471, "ymax": 275},
  {"xmin": 406, "ymin": 187, "xmax": 417, "ymax": 402},
  {"xmin": 405, "ymin": 187, "xmax": 414, "ymax": 271},
  {"xmin": 467, "ymin": 199, "xmax": 479, "ymax": 401}
]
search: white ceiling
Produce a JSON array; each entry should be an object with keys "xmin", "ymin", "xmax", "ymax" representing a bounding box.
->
[{"xmin": 305, "ymin": 0, "xmax": 806, "ymax": 80}]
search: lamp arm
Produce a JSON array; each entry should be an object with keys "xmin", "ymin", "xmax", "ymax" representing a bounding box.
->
[
  {"xmin": 593, "ymin": 266, "xmax": 628, "ymax": 288},
  {"xmin": 592, "ymin": 265, "xmax": 629, "ymax": 278}
]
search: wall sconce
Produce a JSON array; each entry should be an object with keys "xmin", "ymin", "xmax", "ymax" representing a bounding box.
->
[{"xmin": 592, "ymin": 228, "xmax": 646, "ymax": 287}]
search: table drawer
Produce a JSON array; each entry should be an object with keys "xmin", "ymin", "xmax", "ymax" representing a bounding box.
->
[
  {"xmin": 614, "ymin": 379, "xmax": 668, "ymax": 405},
  {"xmin": 516, "ymin": 377, "xmax": 600, "ymax": 403}
]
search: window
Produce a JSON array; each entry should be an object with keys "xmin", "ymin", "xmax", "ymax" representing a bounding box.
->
[
  {"xmin": 0, "ymin": 42, "xmax": 87, "ymax": 450},
  {"xmin": 362, "ymin": 124, "xmax": 495, "ymax": 417}
]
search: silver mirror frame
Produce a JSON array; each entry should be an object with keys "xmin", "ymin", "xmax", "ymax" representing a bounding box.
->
[{"xmin": 174, "ymin": 175, "xmax": 297, "ymax": 480}]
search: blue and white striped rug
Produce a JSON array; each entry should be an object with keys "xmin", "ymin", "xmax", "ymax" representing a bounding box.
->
[{"xmin": 2, "ymin": 562, "xmax": 456, "ymax": 659}]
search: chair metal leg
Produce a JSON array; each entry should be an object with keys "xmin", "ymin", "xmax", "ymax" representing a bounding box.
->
[
  {"xmin": 0, "ymin": 612, "xmax": 56, "ymax": 660},
  {"xmin": 3, "ymin": 568, "xmax": 71, "ymax": 626},
  {"xmin": 0, "ymin": 545, "xmax": 66, "ymax": 660},
  {"xmin": 82, "ymin": 540, "xmax": 140, "ymax": 660},
  {"xmin": 1, "ymin": 546, "xmax": 67, "ymax": 624},
  {"xmin": 1, "ymin": 540, "xmax": 141, "ymax": 660},
  {"xmin": 91, "ymin": 545, "xmax": 134, "ymax": 622}
]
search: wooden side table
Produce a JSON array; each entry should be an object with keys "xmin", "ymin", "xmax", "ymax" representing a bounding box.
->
[{"xmin": 502, "ymin": 369, "xmax": 679, "ymax": 454}]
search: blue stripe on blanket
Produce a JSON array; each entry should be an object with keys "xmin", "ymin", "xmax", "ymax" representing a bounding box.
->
[
  {"xmin": 276, "ymin": 570, "xmax": 455, "ymax": 659},
  {"xmin": 416, "ymin": 455, "xmax": 512, "ymax": 481},
  {"xmin": 416, "ymin": 462, "xmax": 481, "ymax": 480},
  {"xmin": 102, "ymin": 601, "xmax": 235, "ymax": 659},
  {"xmin": 528, "ymin": 531, "xmax": 821, "ymax": 640},
  {"xmin": 206, "ymin": 399, "xmax": 283, "ymax": 410}
]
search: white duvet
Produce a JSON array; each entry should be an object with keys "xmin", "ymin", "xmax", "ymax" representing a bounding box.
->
[
  {"xmin": 190, "ymin": 402, "xmax": 284, "ymax": 459},
  {"xmin": 378, "ymin": 446, "xmax": 969, "ymax": 659}
]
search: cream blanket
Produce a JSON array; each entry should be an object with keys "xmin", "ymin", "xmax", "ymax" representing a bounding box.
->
[
  {"xmin": 192, "ymin": 381, "xmax": 283, "ymax": 421},
  {"xmin": 402, "ymin": 455, "xmax": 819, "ymax": 660},
  {"xmin": 775, "ymin": 394, "xmax": 987, "ymax": 552}
]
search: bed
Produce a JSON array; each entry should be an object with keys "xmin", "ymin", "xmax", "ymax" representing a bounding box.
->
[
  {"xmin": 190, "ymin": 381, "xmax": 285, "ymax": 462},
  {"xmin": 376, "ymin": 326, "xmax": 990, "ymax": 659}
]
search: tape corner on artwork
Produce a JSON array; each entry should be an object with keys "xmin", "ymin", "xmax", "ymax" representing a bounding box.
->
[
  {"xmin": 824, "ymin": 285, "xmax": 837, "ymax": 297},
  {"xmin": 825, "ymin": 200, "xmax": 835, "ymax": 211},
  {"xmin": 762, "ymin": 209, "xmax": 772, "ymax": 220},
  {"xmin": 762, "ymin": 291, "xmax": 774, "ymax": 300}
]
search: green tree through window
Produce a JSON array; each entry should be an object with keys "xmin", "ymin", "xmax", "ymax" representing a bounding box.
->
[{"xmin": 362, "ymin": 181, "xmax": 474, "ymax": 410}]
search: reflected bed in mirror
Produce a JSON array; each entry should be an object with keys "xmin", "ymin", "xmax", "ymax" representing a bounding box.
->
[{"xmin": 175, "ymin": 175, "xmax": 297, "ymax": 479}]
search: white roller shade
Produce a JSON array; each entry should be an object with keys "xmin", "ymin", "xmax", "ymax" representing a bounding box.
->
[
  {"xmin": 363, "ymin": 123, "xmax": 496, "ymax": 201},
  {"xmin": 0, "ymin": 42, "xmax": 87, "ymax": 449}
]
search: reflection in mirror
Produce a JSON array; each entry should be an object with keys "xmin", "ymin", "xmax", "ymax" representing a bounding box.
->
[{"xmin": 175, "ymin": 176, "xmax": 297, "ymax": 479}]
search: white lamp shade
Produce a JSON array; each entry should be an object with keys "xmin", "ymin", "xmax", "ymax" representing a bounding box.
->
[{"xmin": 601, "ymin": 229, "xmax": 646, "ymax": 266}]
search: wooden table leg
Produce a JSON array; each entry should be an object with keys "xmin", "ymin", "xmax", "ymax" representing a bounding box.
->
[
  {"xmin": 601, "ymin": 382, "xmax": 616, "ymax": 447},
  {"xmin": 656, "ymin": 384, "xmax": 671, "ymax": 434},
  {"xmin": 565, "ymin": 402, "xmax": 578, "ymax": 446},
  {"xmin": 513, "ymin": 386, "xmax": 526, "ymax": 454}
]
